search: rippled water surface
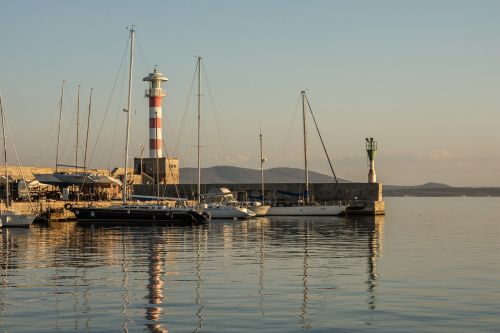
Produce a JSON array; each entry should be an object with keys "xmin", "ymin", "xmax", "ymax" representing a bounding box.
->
[{"xmin": 1, "ymin": 197, "xmax": 499, "ymax": 332}]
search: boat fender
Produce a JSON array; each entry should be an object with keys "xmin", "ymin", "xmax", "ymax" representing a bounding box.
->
[{"xmin": 64, "ymin": 203, "xmax": 73, "ymax": 211}]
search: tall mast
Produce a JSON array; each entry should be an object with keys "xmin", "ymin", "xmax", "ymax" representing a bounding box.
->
[
  {"xmin": 83, "ymin": 88, "xmax": 92, "ymax": 170},
  {"xmin": 55, "ymin": 80, "xmax": 65, "ymax": 173},
  {"xmin": 123, "ymin": 26, "xmax": 135, "ymax": 204},
  {"xmin": 196, "ymin": 56, "xmax": 202, "ymax": 205},
  {"xmin": 75, "ymin": 84, "xmax": 80, "ymax": 172},
  {"xmin": 0, "ymin": 96, "xmax": 9, "ymax": 207},
  {"xmin": 301, "ymin": 90, "xmax": 309, "ymax": 205},
  {"xmin": 259, "ymin": 124, "xmax": 265, "ymax": 202}
]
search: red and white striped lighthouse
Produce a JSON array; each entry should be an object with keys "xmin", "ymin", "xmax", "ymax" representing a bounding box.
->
[{"xmin": 143, "ymin": 68, "xmax": 168, "ymax": 158}]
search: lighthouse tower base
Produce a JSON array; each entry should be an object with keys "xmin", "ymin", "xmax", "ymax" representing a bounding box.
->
[{"xmin": 134, "ymin": 157, "xmax": 179, "ymax": 185}]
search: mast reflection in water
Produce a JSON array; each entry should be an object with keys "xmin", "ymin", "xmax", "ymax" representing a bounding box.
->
[
  {"xmin": 0, "ymin": 215, "xmax": 384, "ymax": 332},
  {"xmin": 2, "ymin": 198, "xmax": 500, "ymax": 332}
]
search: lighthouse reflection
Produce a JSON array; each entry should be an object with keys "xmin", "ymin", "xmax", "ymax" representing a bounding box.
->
[
  {"xmin": 0, "ymin": 215, "xmax": 384, "ymax": 332},
  {"xmin": 145, "ymin": 231, "xmax": 167, "ymax": 333}
]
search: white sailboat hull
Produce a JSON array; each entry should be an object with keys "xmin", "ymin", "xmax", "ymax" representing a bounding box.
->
[
  {"xmin": 205, "ymin": 205, "xmax": 256, "ymax": 219},
  {"xmin": 266, "ymin": 204, "xmax": 347, "ymax": 216},
  {"xmin": 0, "ymin": 211, "xmax": 36, "ymax": 227}
]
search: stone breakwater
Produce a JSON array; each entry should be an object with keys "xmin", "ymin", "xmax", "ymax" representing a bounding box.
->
[{"xmin": 133, "ymin": 182, "xmax": 385, "ymax": 215}]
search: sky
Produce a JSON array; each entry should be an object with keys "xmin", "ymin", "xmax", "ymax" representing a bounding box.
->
[{"xmin": 1, "ymin": 0, "xmax": 499, "ymax": 186}]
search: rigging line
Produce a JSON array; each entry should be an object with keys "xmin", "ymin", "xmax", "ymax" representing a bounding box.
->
[
  {"xmin": 304, "ymin": 94, "xmax": 346, "ymax": 202},
  {"xmin": 0, "ymin": 96, "xmax": 9, "ymax": 207},
  {"xmin": 83, "ymin": 88, "xmax": 93, "ymax": 171},
  {"xmin": 173, "ymin": 59, "xmax": 198, "ymax": 157},
  {"xmin": 201, "ymin": 64, "xmax": 235, "ymax": 164},
  {"xmin": 162, "ymin": 91, "xmax": 175, "ymax": 156},
  {"xmin": 76, "ymin": 84, "xmax": 80, "ymax": 172},
  {"xmin": 136, "ymin": 38, "xmax": 151, "ymax": 79},
  {"xmin": 164, "ymin": 115, "xmax": 175, "ymax": 155},
  {"xmin": 87, "ymin": 35, "xmax": 130, "ymax": 168},
  {"xmin": 160, "ymin": 140, "xmax": 180, "ymax": 198},
  {"xmin": 106, "ymin": 68, "xmax": 127, "ymax": 170},
  {"xmin": 55, "ymin": 80, "xmax": 65, "ymax": 172},
  {"xmin": 34, "ymin": 83, "xmax": 66, "ymax": 168},
  {"xmin": 60, "ymin": 87, "xmax": 80, "ymax": 165},
  {"xmin": 79, "ymin": 88, "xmax": 93, "ymax": 194},
  {"xmin": 3, "ymin": 110, "xmax": 34, "ymax": 208},
  {"xmin": 275, "ymin": 94, "xmax": 301, "ymax": 168}
]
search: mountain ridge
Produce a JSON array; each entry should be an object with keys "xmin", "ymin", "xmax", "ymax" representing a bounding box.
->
[
  {"xmin": 180, "ymin": 165, "xmax": 348, "ymax": 184},
  {"xmin": 178, "ymin": 166, "xmax": 500, "ymax": 197}
]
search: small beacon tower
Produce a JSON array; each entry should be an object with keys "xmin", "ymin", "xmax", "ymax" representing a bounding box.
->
[
  {"xmin": 366, "ymin": 137, "xmax": 377, "ymax": 183},
  {"xmin": 143, "ymin": 68, "xmax": 167, "ymax": 158}
]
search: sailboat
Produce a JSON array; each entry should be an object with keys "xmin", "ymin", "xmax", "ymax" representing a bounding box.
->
[
  {"xmin": 34, "ymin": 83, "xmax": 121, "ymax": 197},
  {"xmin": 71, "ymin": 26, "xmax": 206, "ymax": 226},
  {"xmin": 0, "ymin": 96, "xmax": 37, "ymax": 227},
  {"xmin": 191, "ymin": 56, "xmax": 254, "ymax": 219},
  {"xmin": 266, "ymin": 91, "xmax": 347, "ymax": 216},
  {"xmin": 247, "ymin": 126, "xmax": 271, "ymax": 216}
]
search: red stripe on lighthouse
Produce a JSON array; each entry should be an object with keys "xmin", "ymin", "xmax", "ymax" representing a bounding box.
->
[
  {"xmin": 150, "ymin": 139, "xmax": 162, "ymax": 149},
  {"xmin": 149, "ymin": 97, "xmax": 162, "ymax": 107},
  {"xmin": 149, "ymin": 118, "xmax": 162, "ymax": 128}
]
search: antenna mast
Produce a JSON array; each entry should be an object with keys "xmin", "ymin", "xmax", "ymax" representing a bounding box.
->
[
  {"xmin": 55, "ymin": 80, "xmax": 65, "ymax": 173},
  {"xmin": 301, "ymin": 91, "xmax": 309, "ymax": 205},
  {"xmin": 197, "ymin": 56, "xmax": 202, "ymax": 205},
  {"xmin": 0, "ymin": 97, "xmax": 9, "ymax": 207},
  {"xmin": 260, "ymin": 124, "xmax": 265, "ymax": 202},
  {"xmin": 83, "ymin": 88, "xmax": 92, "ymax": 170},
  {"xmin": 123, "ymin": 26, "xmax": 135, "ymax": 203},
  {"xmin": 75, "ymin": 84, "xmax": 80, "ymax": 172}
]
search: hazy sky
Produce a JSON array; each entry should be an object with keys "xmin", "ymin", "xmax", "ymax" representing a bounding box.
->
[{"xmin": 1, "ymin": 0, "xmax": 499, "ymax": 186}]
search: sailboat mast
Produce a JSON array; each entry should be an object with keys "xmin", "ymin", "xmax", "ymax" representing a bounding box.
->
[
  {"xmin": 301, "ymin": 91, "xmax": 309, "ymax": 205},
  {"xmin": 55, "ymin": 80, "xmax": 65, "ymax": 173},
  {"xmin": 83, "ymin": 88, "xmax": 92, "ymax": 170},
  {"xmin": 123, "ymin": 26, "xmax": 135, "ymax": 204},
  {"xmin": 197, "ymin": 56, "xmax": 202, "ymax": 205},
  {"xmin": 260, "ymin": 125, "xmax": 265, "ymax": 202},
  {"xmin": 0, "ymin": 97, "xmax": 9, "ymax": 207},
  {"xmin": 76, "ymin": 84, "xmax": 80, "ymax": 172}
]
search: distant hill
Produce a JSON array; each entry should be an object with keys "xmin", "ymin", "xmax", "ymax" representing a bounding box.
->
[
  {"xmin": 383, "ymin": 182, "xmax": 500, "ymax": 197},
  {"xmin": 384, "ymin": 182, "xmax": 452, "ymax": 191},
  {"xmin": 416, "ymin": 182, "xmax": 452, "ymax": 189},
  {"xmin": 179, "ymin": 166, "xmax": 348, "ymax": 184},
  {"xmin": 178, "ymin": 167, "xmax": 500, "ymax": 196}
]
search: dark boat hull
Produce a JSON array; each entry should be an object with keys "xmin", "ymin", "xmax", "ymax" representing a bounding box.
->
[{"xmin": 72, "ymin": 207, "xmax": 206, "ymax": 226}]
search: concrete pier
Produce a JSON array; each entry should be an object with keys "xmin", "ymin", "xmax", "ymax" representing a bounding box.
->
[
  {"xmin": 1, "ymin": 182, "xmax": 384, "ymax": 222},
  {"xmin": 2, "ymin": 200, "xmax": 123, "ymax": 222},
  {"xmin": 133, "ymin": 182, "xmax": 386, "ymax": 215}
]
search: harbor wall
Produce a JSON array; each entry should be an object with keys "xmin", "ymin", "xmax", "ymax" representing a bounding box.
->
[
  {"xmin": 0, "ymin": 166, "xmax": 115, "ymax": 180},
  {"xmin": 3, "ymin": 200, "xmax": 123, "ymax": 222},
  {"xmin": 133, "ymin": 182, "xmax": 385, "ymax": 215},
  {"xmin": 3, "ymin": 183, "xmax": 385, "ymax": 220}
]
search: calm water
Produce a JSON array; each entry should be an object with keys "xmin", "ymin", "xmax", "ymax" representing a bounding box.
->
[{"xmin": 0, "ymin": 197, "xmax": 499, "ymax": 332}]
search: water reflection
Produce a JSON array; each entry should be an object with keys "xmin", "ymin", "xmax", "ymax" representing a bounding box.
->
[
  {"xmin": 299, "ymin": 221, "xmax": 311, "ymax": 329},
  {"xmin": 193, "ymin": 227, "xmax": 204, "ymax": 333},
  {"xmin": 257, "ymin": 218, "xmax": 268, "ymax": 316},
  {"xmin": 365, "ymin": 215, "xmax": 385, "ymax": 311},
  {"xmin": 145, "ymin": 230, "xmax": 167, "ymax": 333},
  {"xmin": 121, "ymin": 233, "xmax": 131, "ymax": 332},
  {"xmin": 0, "ymin": 215, "xmax": 385, "ymax": 332},
  {"xmin": 0, "ymin": 228, "xmax": 32, "ymax": 328}
]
